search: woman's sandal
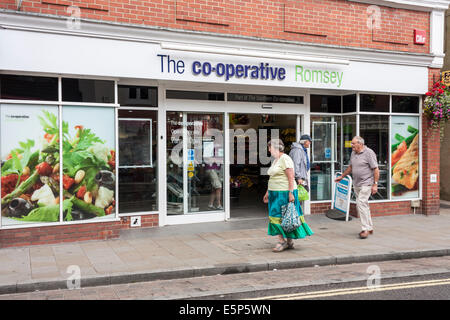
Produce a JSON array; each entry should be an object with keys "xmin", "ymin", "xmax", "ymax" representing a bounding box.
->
[
  {"xmin": 287, "ymin": 239, "xmax": 294, "ymax": 249},
  {"xmin": 272, "ymin": 241, "xmax": 288, "ymax": 252}
]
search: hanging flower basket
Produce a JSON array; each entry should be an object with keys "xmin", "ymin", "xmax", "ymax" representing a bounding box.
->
[{"xmin": 424, "ymin": 81, "xmax": 450, "ymax": 141}]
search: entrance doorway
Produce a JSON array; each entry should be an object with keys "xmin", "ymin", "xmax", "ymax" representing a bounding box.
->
[
  {"xmin": 166, "ymin": 111, "xmax": 225, "ymax": 215},
  {"xmin": 229, "ymin": 113, "xmax": 300, "ymax": 219}
]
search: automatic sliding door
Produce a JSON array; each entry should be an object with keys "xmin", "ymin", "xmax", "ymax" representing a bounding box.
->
[{"xmin": 166, "ymin": 112, "xmax": 224, "ymax": 215}]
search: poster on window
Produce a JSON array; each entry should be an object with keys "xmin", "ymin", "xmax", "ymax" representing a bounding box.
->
[
  {"xmin": 391, "ymin": 116, "xmax": 419, "ymax": 199},
  {"xmin": 62, "ymin": 106, "xmax": 116, "ymax": 221},
  {"xmin": 1, "ymin": 104, "xmax": 61, "ymax": 225}
]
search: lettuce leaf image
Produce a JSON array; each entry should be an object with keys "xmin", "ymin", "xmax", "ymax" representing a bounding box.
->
[{"xmin": 13, "ymin": 198, "xmax": 74, "ymax": 222}]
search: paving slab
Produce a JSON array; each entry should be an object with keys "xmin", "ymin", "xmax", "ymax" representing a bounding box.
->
[{"xmin": 1, "ymin": 206, "xmax": 450, "ymax": 295}]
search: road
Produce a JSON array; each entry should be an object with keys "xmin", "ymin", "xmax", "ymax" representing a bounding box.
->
[
  {"xmin": 1, "ymin": 255, "xmax": 450, "ymax": 300},
  {"xmin": 251, "ymin": 273, "xmax": 450, "ymax": 300}
]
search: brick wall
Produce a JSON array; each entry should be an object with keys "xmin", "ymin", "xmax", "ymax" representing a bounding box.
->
[
  {"xmin": 0, "ymin": 214, "xmax": 158, "ymax": 248},
  {"xmin": 311, "ymin": 201, "xmax": 414, "ymax": 218},
  {"xmin": 421, "ymin": 68, "xmax": 442, "ymax": 215},
  {"xmin": 119, "ymin": 214, "xmax": 159, "ymax": 229},
  {"xmin": 310, "ymin": 202, "xmax": 332, "ymax": 215},
  {"xmin": 349, "ymin": 201, "xmax": 414, "ymax": 218},
  {"xmin": 0, "ymin": 0, "xmax": 430, "ymax": 53}
]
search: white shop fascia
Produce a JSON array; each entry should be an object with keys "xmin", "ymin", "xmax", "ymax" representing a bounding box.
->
[{"xmin": 0, "ymin": 11, "xmax": 443, "ymax": 94}]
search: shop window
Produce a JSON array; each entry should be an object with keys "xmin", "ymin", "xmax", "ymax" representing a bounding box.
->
[
  {"xmin": 392, "ymin": 96, "xmax": 419, "ymax": 113},
  {"xmin": 310, "ymin": 95, "xmax": 341, "ymax": 113},
  {"xmin": 342, "ymin": 115, "xmax": 357, "ymax": 166},
  {"xmin": 166, "ymin": 90, "xmax": 224, "ymax": 101},
  {"xmin": 360, "ymin": 115, "xmax": 389, "ymax": 200},
  {"xmin": 360, "ymin": 94, "xmax": 389, "ymax": 112},
  {"xmin": 0, "ymin": 74, "xmax": 58, "ymax": 101},
  {"xmin": 118, "ymin": 109, "xmax": 158, "ymax": 213},
  {"xmin": 118, "ymin": 85, "xmax": 158, "ymax": 107},
  {"xmin": 390, "ymin": 116, "xmax": 420, "ymax": 200},
  {"xmin": 62, "ymin": 106, "xmax": 117, "ymax": 221},
  {"xmin": 343, "ymin": 94, "xmax": 356, "ymax": 113},
  {"xmin": 1, "ymin": 104, "xmax": 61, "ymax": 226},
  {"xmin": 1, "ymin": 103, "xmax": 118, "ymax": 226},
  {"xmin": 62, "ymin": 78, "xmax": 115, "ymax": 103},
  {"xmin": 227, "ymin": 93, "xmax": 304, "ymax": 104},
  {"xmin": 310, "ymin": 116, "xmax": 341, "ymax": 201}
]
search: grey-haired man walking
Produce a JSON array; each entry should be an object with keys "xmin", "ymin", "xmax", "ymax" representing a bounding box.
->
[
  {"xmin": 289, "ymin": 134, "xmax": 311, "ymax": 191},
  {"xmin": 335, "ymin": 136, "xmax": 379, "ymax": 239}
]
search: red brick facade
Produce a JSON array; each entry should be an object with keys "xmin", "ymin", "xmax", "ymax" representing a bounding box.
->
[
  {"xmin": 1, "ymin": 0, "xmax": 429, "ymax": 53},
  {"xmin": 0, "ymin": 0, "xmax": 442, "ymax": 247},
  {"xmin": 421, "ymin": 68, "xmax": 442, "ymax": 216}
]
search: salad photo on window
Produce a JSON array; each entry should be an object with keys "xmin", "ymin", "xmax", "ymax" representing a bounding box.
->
[{"xmin": 1, "ymin": 105, "xmax": 116, "ymax": 223}]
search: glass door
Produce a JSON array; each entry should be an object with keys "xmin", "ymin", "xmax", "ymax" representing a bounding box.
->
[
  {"xmin": 166, "ymin": 112, "xmax": 224, "ymax": 215},
  {"xmin": 310, "ymin": 117, "xmax": 341, "ymax": 201}
]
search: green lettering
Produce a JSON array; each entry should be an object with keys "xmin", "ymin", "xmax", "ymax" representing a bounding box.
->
[
  {"xmin": 337, "ymin": 72, "xmax": 343, "ymax": 87},
  {"xmin": 295, "ymin": 65, "xmax": 343, "ymax": 87},
  {"xmin": 330, "ymin": 72, "xmax": 337, "ymax": 84},
  {"xmin": 295, "ymin": 65, "xmax": 303, "ymax": 81},
  {"xmin": 324, "ymin": 71, "xmax": 330, "ymax": 83},
  {"xmin": 312, "ymin": 70, "xmax": 322, "ymax": 83},
  {"xmin": 304, "ymin": 69, "xmax": 311, "ymax": 82}
]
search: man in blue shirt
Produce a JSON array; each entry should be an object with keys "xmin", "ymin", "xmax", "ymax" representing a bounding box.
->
[{"xmin": 289, "ymin": 134, "xmax": 311, "ymax": 192}]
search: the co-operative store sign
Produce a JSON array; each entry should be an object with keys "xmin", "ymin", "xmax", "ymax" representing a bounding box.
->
[{"xmin": 157, "ymin": 54, "xmax": 345, "ymax": 88}]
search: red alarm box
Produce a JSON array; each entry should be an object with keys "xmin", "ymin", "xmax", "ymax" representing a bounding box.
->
[{"xmin": 414, "ymin": 29, "xmax": 426, "ymax": 45}]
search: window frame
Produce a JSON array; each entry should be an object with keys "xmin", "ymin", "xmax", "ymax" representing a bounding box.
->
[
  {"xmin": 0, "ymin": 74, "xmax": 120, "ymax": 230},
  {"xmin": 309, "ymin": 92, "xmax": 422, "ymax": 204},
  {"xmin": 117, "ymin": 106, "xmax": 159, "ymax": 217}
]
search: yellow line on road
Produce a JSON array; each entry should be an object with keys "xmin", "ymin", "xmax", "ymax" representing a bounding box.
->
[{"xmin": 251, "ymin": 278, "xmax": 450, "ymax": 300}]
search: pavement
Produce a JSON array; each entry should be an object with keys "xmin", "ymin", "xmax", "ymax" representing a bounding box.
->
[{"xmin": 0, "ymin": 201, "xmax": 450, "ymax": 295}]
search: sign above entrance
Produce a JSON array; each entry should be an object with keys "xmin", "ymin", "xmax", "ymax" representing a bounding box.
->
[
  {"xmin": 0, "ymin": 29, "xmax": 429, "ymax": 94},
  {"xmin": 157, "ymin": 53, "xmax": 344, "ymax": 88}
]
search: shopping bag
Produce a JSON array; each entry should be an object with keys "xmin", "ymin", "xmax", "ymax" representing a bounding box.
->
[
  {"xmin": 297, "ymin": 185, "xmax": 309, "ymax": 201},
  {"xmin": 281, "ymin": 202, "xmax": 300, "ymax": 233}
]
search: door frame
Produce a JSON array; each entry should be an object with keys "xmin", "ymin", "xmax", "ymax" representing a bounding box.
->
[{"xmin": 159, "ymin": 86, "xmax": 310, "ymax": 226}]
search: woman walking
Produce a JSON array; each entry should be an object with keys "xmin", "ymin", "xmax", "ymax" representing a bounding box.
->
[{"xmin": 263, "ymin": 139, "xmax": 313, "ymax": 252}]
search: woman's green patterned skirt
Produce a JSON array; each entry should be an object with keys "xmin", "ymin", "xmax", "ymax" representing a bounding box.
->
[{"xmin": 267, "ymin": 189, "xmax": 314, "ymax": 239}]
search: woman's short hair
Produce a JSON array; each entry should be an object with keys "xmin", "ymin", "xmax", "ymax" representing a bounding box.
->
[{"xmin": 268, "ymin": 139, "xmax": 285, "ymax": 152}]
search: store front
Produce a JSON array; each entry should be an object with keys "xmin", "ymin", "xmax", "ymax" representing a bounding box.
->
[{"xmin": 0, "ymin": 12, "xmax": 436, "ymax": 246}]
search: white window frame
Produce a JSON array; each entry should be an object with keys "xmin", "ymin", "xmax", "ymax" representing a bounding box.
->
[
  {"xmin": 160, "ymin": 85, "xmax": 308, "ymax": 225},
  {"xmin": 116, "ymin": 80, "xmax": 159, "ymax": 218},
  {"xmin": 0, "ymin": 73, "xmax": 120, "ymax": 230},
  {"xmin": 309, "ymin": 92, "xmax": 421, "ymax": 205}
]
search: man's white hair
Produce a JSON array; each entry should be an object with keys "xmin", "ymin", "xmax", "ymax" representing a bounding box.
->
[{"xmin": 353, "ymin": 136, "xmax": 365, "ymax": 145}]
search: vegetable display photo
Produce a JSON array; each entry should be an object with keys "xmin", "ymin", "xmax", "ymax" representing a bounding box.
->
[
  {"xmin": 390, "ymin": 116, "xmax": 419, "ymax": 200},
  {"xmin": 62, "ymin": 106, "xmax": 116, "ymax": 221},
  {"xmin": 1, "ymin": 104, "xmax": 116, "ymax": 225}
]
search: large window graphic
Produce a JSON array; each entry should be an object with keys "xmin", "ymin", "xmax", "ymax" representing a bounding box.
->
[
  {"xmin": 390, "ymin": 116, "xmax": 419, "ymax": 200},
  {"xmin": 1, "ymin": 104, "xmax": 117, "ymax": 226},
  {"xmin": 62, "ymin": 106, "xmax": 116, "ymax": 221},
  {"xmin": 1, "ymin": 105, "xmax": 61, "ymax": 225}
]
